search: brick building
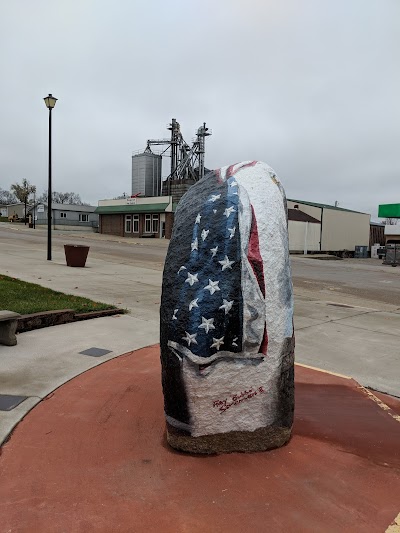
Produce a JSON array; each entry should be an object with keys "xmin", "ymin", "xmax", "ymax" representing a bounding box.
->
[{"xmin": 95, "ymin": 196, "xmax": 175, "ymax": 239}]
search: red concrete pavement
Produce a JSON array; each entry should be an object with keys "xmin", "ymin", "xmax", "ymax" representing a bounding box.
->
[{"xmin": 1, "ymin": 346, "xmax": 399, "ymax": 533}]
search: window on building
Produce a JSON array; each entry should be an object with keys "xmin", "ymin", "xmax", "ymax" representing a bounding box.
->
[
  {"xmin": 152, "ymin": 214, "xmax": 159, "ymax": 233},
  {"xmin": 133, "ymin": 214, "xmax": 139, "ymax": 233},
  {"xmin": 79, "ymin": 214, "xmax": 89, "ymax": 222},
  {"xmin": 125, "ymin": 215, "xmax": 132, "ymax": 233},
  {"xmin": 60, "ymin": 212, "xmax": 67, "ymax": 218},
  {"xmin": 145, "ymin": 214, "xmax": 151, "ymax": 233}
]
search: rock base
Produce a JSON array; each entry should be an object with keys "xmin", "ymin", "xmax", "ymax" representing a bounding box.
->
[{"xmin": 166, "ymin": 423, "xmax": 292, "ymax": 454}]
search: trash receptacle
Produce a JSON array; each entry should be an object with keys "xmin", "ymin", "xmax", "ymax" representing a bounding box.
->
[
  {"xmin": 64, "ymin": 245, "xmax": 90, "ymax": 267},
  {"xmin": 354, "ymin": 245, "xmax": 368, "ymax": 258}
]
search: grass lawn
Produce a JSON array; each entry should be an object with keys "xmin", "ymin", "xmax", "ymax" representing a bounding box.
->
[{"xmin": 0, "ymin": 274, "xmax": 117, "ymax": 315}]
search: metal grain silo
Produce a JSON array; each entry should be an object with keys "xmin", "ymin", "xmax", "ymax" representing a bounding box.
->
[{"xmin": 132, "ymin": 151, "xmax": 162, "ymax": 197}]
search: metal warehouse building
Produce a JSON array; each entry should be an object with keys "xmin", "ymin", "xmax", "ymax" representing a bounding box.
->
[{"xmin": 287, "ymin": 199, "xmax": 370, "ymax": 254}]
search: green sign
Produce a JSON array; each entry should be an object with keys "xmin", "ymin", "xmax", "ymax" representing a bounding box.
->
[{"xmin": 378, "ymin": 204, "xmax": 400, "ymax": 218}]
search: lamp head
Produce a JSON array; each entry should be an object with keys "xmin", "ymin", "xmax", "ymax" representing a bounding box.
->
[{"xmin": 43, "ymin": 94, "xmax": 57, "ymax": 109}]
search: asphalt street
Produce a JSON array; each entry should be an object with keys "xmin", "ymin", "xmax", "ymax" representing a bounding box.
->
[{"xmin": 2, "ymin": 223, "xmax": 400, "ymax": 307}]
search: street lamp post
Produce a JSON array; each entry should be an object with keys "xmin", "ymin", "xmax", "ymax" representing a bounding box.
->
[
  {"xmin": 33, "ymin": 186, "xmax": 36, "ymax": 229},
  {"xmin": 43, "ymin": 93, "xmax": 57, "ymax": 261}
]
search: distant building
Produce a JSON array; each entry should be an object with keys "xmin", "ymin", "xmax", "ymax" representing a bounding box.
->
[
  {"xmin": 0, "ymin": 203, "xmax": 25, "ymax": 220},
  {"xmin": 287, "ymin": 199, "xmax": 370, "ymax": 254},
  {"xmin": 287, "ymin": 207, "xmax": 321, "ymax": 253},
  {"xmin": 384, "ymin": 225, "xmax": 400, "ymax": 245},
  {"xmin": 369, "ymin": 221, "xmax": 385, "ymax": 248},
  {"xmin": 30, "ymin": 203, "xmax": 99, "ymax": 231},
  {"xmin": 95, "ymin": 193, "xmax": 372, "ymax": 252},
  {"xmin": 95, "ymin": 196, "xmax": 174, "ymax": 239}
]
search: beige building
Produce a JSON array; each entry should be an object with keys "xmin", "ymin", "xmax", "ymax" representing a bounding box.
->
[
  {"xmin": 287, "ymin": 208, "xmax": 321, "ymax": 253},
  {"xmin": 0, "ymin": 203, "xmax": 26, "ymax": 220},
  {"xmin": 287, "ymin": 199, "xmax": 370, "ymax": 253},
  {"xmin": 384, "ymin": 225, "xmax": 400, "ymax": 244}
]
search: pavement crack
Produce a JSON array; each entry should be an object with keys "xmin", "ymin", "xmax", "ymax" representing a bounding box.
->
[
  {"xmin": 295, "ymin": 309, "xmax": 380, "ymax": 331},
  {"xmin": 334, "ymin": 321, "xmax": 400, "ymax": 338}
]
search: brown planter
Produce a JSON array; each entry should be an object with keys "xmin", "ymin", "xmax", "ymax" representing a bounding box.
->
[{"xmin": 64, "ymin": 244, "xmax": 90, "ymax": 267}]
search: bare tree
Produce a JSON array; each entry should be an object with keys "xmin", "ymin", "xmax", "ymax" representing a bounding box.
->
[
  {"xmin": 10, "ymin": 179, "xmax": 36, "ymax": 224},
  {"xmin": 38, "ymin": 191, "xmax": 90, "ymax": 205},
  {"xmin": 0, "ymin": 188, "xmax": 17, "ymax": 204}
]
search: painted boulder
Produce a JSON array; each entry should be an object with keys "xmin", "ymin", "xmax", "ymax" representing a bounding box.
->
[{"xmin": 160, "ymin": 161, "xmax": 294, "ymax": 453}]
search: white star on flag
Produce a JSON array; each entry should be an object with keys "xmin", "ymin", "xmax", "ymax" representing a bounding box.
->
[
  {"xmin": 198, "ymin": 316, "xmax": 215, "ymax": 334},
  {"xmin": 210, "ymin": 194, "xmax": 221, "ymax": 202},
  {"xmin": 218, "ymin": 255, "xmax": 234, "ymax": 271},
  {"xmin": 204, "ymin": 279, "xmax": 220, "ymax": 295},
  {"xmin": 211, "ymin": 336, "xmax": 224, "ymax": 350},
  {"xmin": 195, "ymin": 213, "xmax": 201, "ymax": 224},
  {"xmin": 219, "ymin": 299, "xmax": 234, "ymax": 315},
  {"xmin": 213, "ymin": 209, "xmax": 217, "ymax": 214},
  {"xmin": 230, "ymin": 180, "xmax": 238, "ymax": 187},
  {"xmin": 201, "ymin": 229, "xmax": 209, "ymax": 241},
  {"xmin": 185, "ymin": 272, "xmax": 199, "ymax": 286},
  {"xmin": 172, "ymin": 309, "xmax": 179, "ymax": 320},
  {"xmin": 210, "ymin": 246, "xmax": 218, "ymax": 257},
  {"xmin": 189, "ymin": 298, "xmax": 199, "ymax": 311},
  {"xmin": 191, "ymin": 238, "xmax": 198, "ymax": 252},
  {"xmin": 223, "ymin": 206, "xmax": 235, "ymax": 218},
  {"xmin": 178, "ymin": 266, "xmax": 186, "ymax": 274},
  {"xmin": 228, "ymin": 227, "xmax": 236, "ymax": 239},
  {"xmin": 232, "ymin": 336, "xmax": 238, "ymax": 347},
  {"xmin": 182, "ymin": 332, "xmax": 198, "ymax": 346}
]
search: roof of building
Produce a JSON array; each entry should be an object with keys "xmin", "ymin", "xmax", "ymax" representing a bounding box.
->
[
  {"xmin": 288, "ymin": 199, "xmax": 368, "ymax": 215},
  {"xmin": 288, "ymin": 209, "xmax": 321, "ymax": 224},
  {"xmin": 370, "ymin": 221, "xmax": 385, "ymax": 227},
  {"xmin": 35, "ymin": 203, "xmax": 97, "ymax": 213},
  {"xmin": 95, "ymin": 203, "xmax": 169, "ymax": 215}
]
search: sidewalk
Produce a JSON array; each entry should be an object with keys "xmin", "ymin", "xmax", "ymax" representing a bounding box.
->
[
  {"xmin": 1, "ymin": 345, "xmax": 399, "ymax": 532},
  {"xmin": 0, "ymin": 315, "xmax": 158, "ymax": 445}
]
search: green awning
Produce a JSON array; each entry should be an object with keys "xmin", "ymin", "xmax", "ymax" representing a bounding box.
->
[
  {"xmin": 95, "ymin": 203, "xmax": 169, "ymax": 214},
  {"xmin": 378, "ymin": 204, "xmax": 400, "ymax": 218}
]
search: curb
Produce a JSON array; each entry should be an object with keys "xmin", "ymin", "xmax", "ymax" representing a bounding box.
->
[{"xmin": 16, "ymin": 308, "xmax": 126, "ymax": 333}]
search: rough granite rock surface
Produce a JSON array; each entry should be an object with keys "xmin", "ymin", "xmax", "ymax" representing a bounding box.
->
[{"xmin": 160, "ymin": 161, "xmax": 294, "ymax": 453}]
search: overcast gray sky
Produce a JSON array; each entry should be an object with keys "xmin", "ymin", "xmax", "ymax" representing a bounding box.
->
[{"xmin": 1, "ymin": 0, "xmax": 399, "ymax": 217}]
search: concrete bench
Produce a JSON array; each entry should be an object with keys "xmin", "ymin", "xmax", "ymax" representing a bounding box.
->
[{"xmin": 0, "ymin": 311, "xmax": 21, "ymax": 346}]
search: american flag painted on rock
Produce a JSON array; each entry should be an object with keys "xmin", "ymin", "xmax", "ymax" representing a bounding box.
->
[{"xmin": 160, "ymin": 161, "xmax": 294, "ymax": 439}]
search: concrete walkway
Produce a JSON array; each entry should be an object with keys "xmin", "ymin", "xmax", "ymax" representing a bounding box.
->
[{"xmin": 0, "ymin": 315, "xmax": 158, "ymax": 444}]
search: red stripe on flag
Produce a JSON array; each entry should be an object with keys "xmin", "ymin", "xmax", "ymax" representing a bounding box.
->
[
  {"xmin": 247, "ymin": 205, "xmax": 265, "ymax": 298},
  {"xmin": 247, "ymin": 205, "xmax": 268, "ymax": 354},
  {"xmin": 260, "ymin": 323, "xmax": 268, "ymax": 355}
]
